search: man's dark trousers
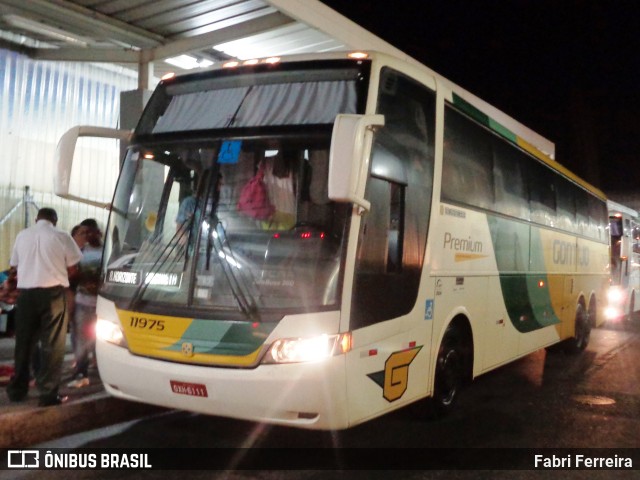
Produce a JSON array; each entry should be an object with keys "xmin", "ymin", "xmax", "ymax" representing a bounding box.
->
[{"xmin": 7, "ymin": 286, "xmax": 67, "ymax": 403}]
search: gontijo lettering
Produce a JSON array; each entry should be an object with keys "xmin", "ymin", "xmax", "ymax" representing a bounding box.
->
[{"xmin": 552, "ymin": 240, "xmax": 590, "ymax": 266}]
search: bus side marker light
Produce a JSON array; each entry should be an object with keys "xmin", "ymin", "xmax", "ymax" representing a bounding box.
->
[{"xmin": 348, "ymin": 52, "xmax": 369, "ymax": 60}]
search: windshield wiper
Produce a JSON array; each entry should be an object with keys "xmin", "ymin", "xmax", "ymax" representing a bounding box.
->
[
  {"xmin": 127, "ymin": 217, "xmax": 191, "ymax": 311},
  {"xmin": 225, "ymin": 85, "xmax": 254, "ymax": 128},
  {"xmin": 205, "ymin": 216, "xmax": 260, "ymax": 322}
]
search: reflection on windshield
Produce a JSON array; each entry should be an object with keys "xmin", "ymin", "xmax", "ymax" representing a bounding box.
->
[{"xmin": 101, "ymin": 140, "xmax": 349, "ymax": 317}]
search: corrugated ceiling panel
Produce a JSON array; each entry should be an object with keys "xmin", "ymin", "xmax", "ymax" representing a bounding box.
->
[
  {"xmin": 167, "ymin": 5, "xmax": 277, "ymax": 38},
  {"xmin": 215, "ymin": 23, "xmax": 345, "ymax": 59}
]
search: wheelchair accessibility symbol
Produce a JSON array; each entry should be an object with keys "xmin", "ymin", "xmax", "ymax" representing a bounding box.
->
[{"xmin": 425, "ymin": 299, "xmax": 434, "ymax": 320}]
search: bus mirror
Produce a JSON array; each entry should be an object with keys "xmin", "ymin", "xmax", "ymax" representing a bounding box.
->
[
  {"xmin": 54, "ymin": 126, "xmax": 131, "ymax": 209},
  {"xmin": 328, "ymin": 114, "xmax": 385, "ymax": 212}
]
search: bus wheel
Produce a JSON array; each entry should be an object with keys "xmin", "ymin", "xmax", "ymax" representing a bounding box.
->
[
  {"xmin": 564, "ymin": 304, "xmax": 590, "ymax": 354},
  {"xmin": 432, "ymin": 326, "xmax": 465, "ymax": 415}
]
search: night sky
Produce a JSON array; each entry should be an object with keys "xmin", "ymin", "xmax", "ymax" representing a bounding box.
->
[{"xmin": 320, "ymin": 0, "xmax": 640, "ymax": 195}]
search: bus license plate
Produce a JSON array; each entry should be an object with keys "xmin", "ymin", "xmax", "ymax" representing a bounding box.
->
[{"xmin": 170, "ymin": 380, "xmax": 208, "ymax": 398}]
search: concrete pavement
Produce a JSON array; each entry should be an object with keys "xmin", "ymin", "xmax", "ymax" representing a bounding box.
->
[
  {"xmin": 0, "ymin": 335, "xmax": 164, "ymax": 447},
  {"xmin": 1, "ymin": 321, "xmax": 637, "ymax": 448}
]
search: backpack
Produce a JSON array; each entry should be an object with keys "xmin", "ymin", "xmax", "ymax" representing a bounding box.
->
[{"xmin": 237, "ymin": 163, "xmax": 275, "ymax": 220}]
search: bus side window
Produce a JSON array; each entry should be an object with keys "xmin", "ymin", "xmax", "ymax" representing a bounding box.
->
[
  {"xmin": 634, "ymin": 225, "xmax": 640, "ymax": 253},
  {"xmin": 492, "ymin": 140, "xmax": 528, "ymax": 220},
  {"xmin": 576, "ymin": 190, "xmax": 589, "ymax": 236},
  {"xmin": 442, "ymin": 107, "xmax": 493, "ymax": 210},
  {"xmin": 555, "ymin": 178, "xmax": 577, "ymax": 233},
  {"xmin": 588, "ymin": 195, "xmax": 608, "ymax": 242},
  {"xmin": 528, "ymin": 162, "xmax": 556, "ymax": 227}
]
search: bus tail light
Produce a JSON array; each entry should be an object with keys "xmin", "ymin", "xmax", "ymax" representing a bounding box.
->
[
  {"xmin": 263, "ymin": 333, "xmax": 352, "ymax": 364},
  {"xmin": 96, "ymin": 318, "xmax": 128, "ymax": 348}
]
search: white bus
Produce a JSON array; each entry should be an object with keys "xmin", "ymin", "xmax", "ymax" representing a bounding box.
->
[
  {"xmin": 55, "ymin": 51, "xmax": 609, "ymax": 430},
  {"xmin": 606, "ymin": 200, "xmax": 640, "ymax": 321}
]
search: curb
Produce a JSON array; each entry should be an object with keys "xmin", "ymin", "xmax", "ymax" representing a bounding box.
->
[{"xmin": 0, "ymin": 392, "xmax": 166, "ymax": 447}]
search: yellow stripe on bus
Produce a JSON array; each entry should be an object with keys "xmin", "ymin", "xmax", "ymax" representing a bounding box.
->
[{"xmin": 455, "ymin": 253, "xmax": 489, "ymax": 262}]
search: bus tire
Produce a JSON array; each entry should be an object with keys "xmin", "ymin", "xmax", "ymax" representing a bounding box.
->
[
  {"xmin": 564, "ymin": 304, "xmax": 590, "ymax": 354},
  {"xmin": 431, "ymin": 324, "xmax": 466, "ymax": 416}
]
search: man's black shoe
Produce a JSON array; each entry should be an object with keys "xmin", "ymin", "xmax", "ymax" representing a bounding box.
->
[
  {"xmin": 38, "ymin": 395, "xmax": 68, "ymax": 407},
  {"xmin": 7, "ymin": 393, "xmax": 26, "ymax": 403}
]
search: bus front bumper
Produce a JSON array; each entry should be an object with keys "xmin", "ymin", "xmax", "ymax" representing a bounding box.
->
[{"xmin": 96, "ymin": 339, "xmax": 350, "ymax": 430}]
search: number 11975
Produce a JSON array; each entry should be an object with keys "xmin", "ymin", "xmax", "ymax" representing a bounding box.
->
[{"xmin": 130, "ymin": 316, "xmax": 165, "ymax": 331}]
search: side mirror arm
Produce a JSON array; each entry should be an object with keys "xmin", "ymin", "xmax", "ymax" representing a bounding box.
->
[
  {"xmin": 54, "ymin": 126, "xmax": 131, "ymax": 209},
  {"xmin": 328, "ymin": 114, "xmax": 385, "ymax": 213}
]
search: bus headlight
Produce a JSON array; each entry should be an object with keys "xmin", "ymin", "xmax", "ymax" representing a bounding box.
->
[
  {"xmin": 607, "ymin": 286, "xmax": 624, "ymax": 304},
  {"xmin": 96, "ymin": 318, "xmax": 128, "ymax": 348},
  {"xmin": 263, "ymin": 333, "xmax": 351, "ymax": 364},
  {"xmin": 605, "ymin": 306, "xmax": 622, "ymax": 320}
]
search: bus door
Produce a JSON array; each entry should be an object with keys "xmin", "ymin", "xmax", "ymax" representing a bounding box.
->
[{"xmin": 343, "ymin": 67, "xmax": 436, "ymax": 425}]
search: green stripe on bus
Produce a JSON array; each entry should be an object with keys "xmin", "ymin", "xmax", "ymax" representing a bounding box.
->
[
  {"xmin": 488, "ymin": 118, "xmax": 517, "ymax": 142},
  {"xmin": 165, "ymin": 319, "xmax": 276, "ymax": 356},
  {"xmin": 488, "ymin": 216, "xmax": 561, "ymax": 333},
  {"xmin": 452, "ymin": 93, "xmax": 521, "ymax": 145},
  {"xmin": 452, "ymin": 93, "xmax": 489, "ymax": 125},
  {"xmin": 498, "ymin": 275, "xmax": 561, "ymax": 333}
]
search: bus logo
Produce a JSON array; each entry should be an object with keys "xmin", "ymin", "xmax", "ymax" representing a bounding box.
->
[
  {"xmin": 181, "ymin": 342, "xmax": 194, "ymax": 357},
  {"xmin": 368, "ymin": 346, "xmax": 422, "ymax": 402}
]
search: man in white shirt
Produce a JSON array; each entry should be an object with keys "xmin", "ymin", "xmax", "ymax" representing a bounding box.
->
[{"xmin": 7, "ymin": 208, "xmax": 83, "ymax": 407}]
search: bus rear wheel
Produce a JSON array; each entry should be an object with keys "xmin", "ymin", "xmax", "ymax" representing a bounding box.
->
[{"xmin": 564, "ymin": 304, "xmax": 590, "ymax": 354}]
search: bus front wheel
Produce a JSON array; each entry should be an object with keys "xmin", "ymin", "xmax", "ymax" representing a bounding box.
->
[{"xmin": 432, "ymin": 325, "xmax": 465, "ymax": 415}]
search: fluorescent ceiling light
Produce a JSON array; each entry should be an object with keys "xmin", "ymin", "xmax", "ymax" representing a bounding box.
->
[
  {"xmin": 4, "ymin": 14, "xmax": 89, "ymax": 46},
  {"xmin": 165, "ymin": 55, "xmax": 213, "ymax": 70}
]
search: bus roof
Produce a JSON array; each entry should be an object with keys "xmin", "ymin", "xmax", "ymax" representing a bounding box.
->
[{"xmin": 160, "ymin": 49, "xmax": 606, "ymax": 201}]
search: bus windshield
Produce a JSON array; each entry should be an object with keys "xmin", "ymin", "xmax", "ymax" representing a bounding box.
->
[
  {"xmin": 102, "ymin": 140, "xmax": 350, "ymax": 318},
  {"xmin": 100, "ymin": 61, "xmax": 369, "ymax": 318}
]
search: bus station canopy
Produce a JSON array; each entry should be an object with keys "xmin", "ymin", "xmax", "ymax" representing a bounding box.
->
[
  {"xmin": 0, "ymin": 0, "xmax": 555, "ymax": 156},
  {"xmin": 0, "ymin": 0, "xmax": 410, "ymax": 87}
]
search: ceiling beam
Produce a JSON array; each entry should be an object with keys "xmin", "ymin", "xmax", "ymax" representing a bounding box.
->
[
  {"xmin": 0, "ymin": 0, "xmax": 164, "ymax": 48},
  {"xmin": 149, "ymin": 11, "xmax": 294, "ymax": 61},
  {"xmin": 31, "ymin": 12, "xmax": 295, "ymax": 63},
  {"xmin": 33, "ymin": 47, "xmax": 141, "ymax": 62},
  {"xmin": 0, "ymin": 36, "xmax": 35, "ymax": 56}
]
